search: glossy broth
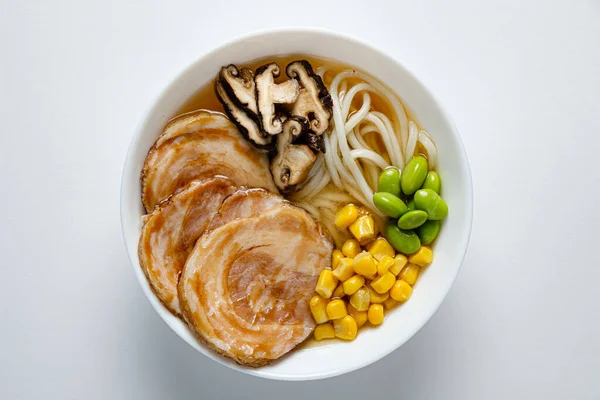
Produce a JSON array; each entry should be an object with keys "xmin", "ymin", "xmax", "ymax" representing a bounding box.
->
[
  {"xmin": 174, "ymin": 54, "xmax": 426, "ymax": 245},
  {"xmin": 176, "ymin": 54, "xmax": 417, "ymax": 126}
]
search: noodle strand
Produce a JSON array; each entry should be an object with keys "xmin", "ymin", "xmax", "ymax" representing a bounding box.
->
[{"xmin": 293, "ymin": 67, "xmax": 438, "ymax": 217}]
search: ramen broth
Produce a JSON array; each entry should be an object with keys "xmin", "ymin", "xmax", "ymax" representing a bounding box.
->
[
  {"xmin": 177, "ymin": 55, "xmax": 420, "ymax": 134},
  {"xmin": 175, "ymin": 55, "xmax": 428, "ymax": 246}
]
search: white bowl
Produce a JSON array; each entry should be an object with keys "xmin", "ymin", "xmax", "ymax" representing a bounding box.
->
[{"xmin": 120, "ymin": 28, "xmax": 473, "ymax": 381}]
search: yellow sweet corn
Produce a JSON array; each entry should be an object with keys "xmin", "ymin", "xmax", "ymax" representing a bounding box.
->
[
  {"xmin": 333, "ymin": 257, "xmax": 355, "ymax": 282},
  {"xmin": 315, "ymin": 270, "xmax": 338, "ymax": 299},
  {"xmin": 368, "ymin": 287, "xmax": 390, "ymax": 303},
  {"xmin": 349, "ymin": 287, "xmax": 370, "ymax": 311},
  {"xmin": 332, "ymin": 282, "xmax": 345, "ymax": 298},
  {"xmin": 368, "ymin": 304, "xmax": 384, "ymax": 325},
  {"xmin": 365, "ymin": 270, "xmax": 377, "ymax": 281},
  {"xmin": 349, "ymin": 215, "xmax": 375, "ymax": 245},
  {"xmin": 353, "ymin": 251, "xmax": 377, "ymax": 278},
  {"xmin": 367, "ymin": 237, "xmax": 395, "ymax": 261},
  {"xmin": 309, "ymin": 295, "xmax": 329, "ymax": 324},
  {"xmin": 390, "ymin": 279, "xmax": 413, "ymax": 302},
  {"xmin": 408, "ymin": 246, "xmax": 433, "ymax": 267},
  {"xmin": 342, "ymin": 239, "xmax": 361, "ymax": 258},
  {"xmin": 334, "ymin": 315, "xmax": 358, "ymax": 340},
  {"xmin": 331, "ymin": 249, "xmax": 344, "ymax": 270},
  {"xmin": 389, "ymin": 254, "xmax": 408, "ymax": 276},
  {"xmin": 383, "ymin": 297, "xmax": 400, "ymax": 310},
  {"xmin": 347, "ymin": 303, "xmax": 368, "ymax": 327},
  {"xmin": 326, "ymin": 299, "xmax": 347, "ymax": 320},
  {"xmin": 343, "ymin": 275, "xmax": 365, "ymax": 295},
  {"xmin": 335, "ymin": 204, "xmax": 359, "ymax": 229},
  {"xmin": 370, "ymin": 272, "xmax": 396, "ymax": 294},
  {"xmin": 376, "ymin": 255, "xmax": 395, "ymax": 276},
  {"xmin": 314, "ymin": 323, "xmax": 335, "ymax": 340},
  {"xmin": 400, "ymin": 263, "xmax": 420, "ymax": 286}
]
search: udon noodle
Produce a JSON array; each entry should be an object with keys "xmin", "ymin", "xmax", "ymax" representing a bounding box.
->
[{"xmin": 291, "ymin": 66, "xmax": 438, "ymax": 245}]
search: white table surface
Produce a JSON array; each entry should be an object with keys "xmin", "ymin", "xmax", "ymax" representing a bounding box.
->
[{"xmin": 1, "ymin": 0, "xmax": 599, "ymax": 398}]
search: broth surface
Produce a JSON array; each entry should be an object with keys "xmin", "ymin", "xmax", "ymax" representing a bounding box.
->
[
  {"xmin": 174, "ymin": 54, "xmax": 428, "ymax": 243},
  {"xmin": 176, "ymin": 54, "xmax": 419, "ymax": 128}
]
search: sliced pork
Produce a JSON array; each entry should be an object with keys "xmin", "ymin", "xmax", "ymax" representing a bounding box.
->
[
  {"xmin": 206, "ymin": 188, "xmax": 284, "ymax": 231},
  {"xmin": 178, "ymin": 204, "xmax": 333, "ymax": 367},
  {"xmin": 138, "ymin": 177, "xmax": 237, "ymax": 315},
  {"xmin": 141, "ymin": 110, "xmax": 277, "ymax": 212}
]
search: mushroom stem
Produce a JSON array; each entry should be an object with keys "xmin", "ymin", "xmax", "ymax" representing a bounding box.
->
[
  {"xmin": 255, "ymin": 63, "xmax": 300, "ymax": 136},
  {"xmin": 270, "ymin": 118, "xmax": 318, "ymax": 193}
]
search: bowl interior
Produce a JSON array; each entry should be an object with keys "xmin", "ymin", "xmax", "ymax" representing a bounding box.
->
[{"xmin": 121, "ymin": 29, "xmax": 472, "ymax": 380}]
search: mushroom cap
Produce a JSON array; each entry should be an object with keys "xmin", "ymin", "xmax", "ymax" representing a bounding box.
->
[
  {"xmin": 255, "ymin": 63, "xmax": 300, "ymax": 136},
  {"xmin": 220, "ymin": 65, "xmax": 258, "ymax": 114},
  {"xmin": 296, "ymin": 130, "xmax": 326, "ymax": 153},
  {"xmin": 286, "ymin": 60, "xmax": 333, "ymax": 135},
  {"xmin": 270, "ymin": 118, "xmax": 318, "ymax": 193},
  {"xmin": 215, "ymin": 79, "xmax": 272, "ymax": 148}
]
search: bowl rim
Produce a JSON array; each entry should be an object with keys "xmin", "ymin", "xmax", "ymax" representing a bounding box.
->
[{"xmin": 120, "ymin": 26, "xmax": 473, "ymax": 381}]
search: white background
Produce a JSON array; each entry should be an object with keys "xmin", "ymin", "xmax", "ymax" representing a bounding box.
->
[{"xmin": 1, "ymin": 0, "xmax": 599, "ymax": 398}]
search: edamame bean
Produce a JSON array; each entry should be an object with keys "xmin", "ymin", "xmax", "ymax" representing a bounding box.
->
[
  {"xmin": 417, "ymin": 220, "xmax": 441, "ymax": 245},
  {"xmin": 421, "ymin": 171, "xmax": 441, "ymax": 194},
  {"xmin": 378, "ymin": 168, "xmax": 401, "ymax": 197},
  {"xmin": 397, "ymin": 210, "xmax": 428, "ymax": 230},
  {"xmin": 406, "ymin": 199, "xmax": 416, "ymax": 211},
  {"xmin": 385, "ymin": 222, "xmax": 421, "ymax": 254},
  {"xmin": 401, "ymin": 156, "xmax": 428, "ymax": 195},
  {"xmin": 373, "ymin": 192, "xmax": 408, "ymax": 218},
  {"xmin": 414, "ymin": 189, "xmax": 448, "ymax": 220}
]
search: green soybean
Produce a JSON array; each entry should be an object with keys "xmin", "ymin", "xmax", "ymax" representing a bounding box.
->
[
  {"xmin": 378, "ymin": 168, "xmax": 401, "ymax": 197},
  {"xmin": 421, "ymin": 171, "xmax": 441, "ymax": 194},
  {"xmin": 406, "ymin": 198, "xmax": 416, "ymax": 211},
  {"xmin": 373, "ymin": 192, "xmax": 408, "ymax": 218},
  {"xmin": 414, "ymin": 189, "xmax": 448, "ymax": 220},
  {"xmin": 401, "ymin": 156, "xmax": 428, "ymax": 195},
  {"xmin": 385, "ymin": 222, "xmax": 421, "ymax": 254},
  {"xmin": 417, "ymin": 220, "xmax": 441, "ymax": 245},
  {"xmin": 397, "ymin": 210, "xmax": 428, "ymax": 230}
]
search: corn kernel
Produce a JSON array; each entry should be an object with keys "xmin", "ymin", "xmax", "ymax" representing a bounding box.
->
[
  {"xmin": 383, "ymin": 297, "xmax": 400, "ymax": 310},
  {"xmin": 332, "ymin": 249, "xmax": 344, "ymax": 270},
  {"xmin": 389, "ymin": 254, "xmax": 408, "ymax": 275},
  {"xmin": 368, "ymin": 304, "xmax": 385, "ymax": 325},
  {"xmin": 343, "ymin": 275, "xmax": 365, "ymax": 295},
  {"xmin": 370, "ymin": 272, "xmax": 396, "ymax": 294},
  {"xmin": 332, "ymin": 282, "xmax": 345, "ymax": 298},
  {"xmin": 368, "ymin": 287, "xmax": 390, "ymax": 303},
  {"xmin": 349, "ymin": 287, "xmax": 370, "ymax": 311},
  {"xmin": 314, "ymin": 323, "xmax": 335, "ymax": 340},
  {"xmin": 315, "ymin": 270, "xmax": 338, "ymax": 299},
  {"xmin": 390, "ymin": 279, "xmax": 413, "ymax": 302},
  {"xmin": 353, "ymin": 251, "xmax": 377, "ymax": 278},
  {"xmin": 400, "ymin": 263, "xmax": 420, "ymax": 285},
  {"xmin": 335, "ymin": 204, "xmax": 359, "ymax": 229},
  {"xmin": 309, "ymin": 295, "xmax": 329, "ymax": 323},
  {"xmin": 342, "ymin": 239, "xmax": 361, "ymax": 258},
  {"xmin": 408, "ymin": 246, "xmax": 433, "ymax": 267},
  {"xmin": 326, "ymin": 299, "xmax": 347, "ymax": 320},
  {"xmin": 334, "ymin": 315, "xmax": 358, "ymax": 340},
  {"xmin": 365, "ymin": 271, "xmax": 377, "ymax": 281},
  {"xmin": 349, "ymin": 215, "xmax": 375, "ymax": 245},
  {"xmin": 376, "ymin": 255, "xmax": 395, "ymax": 276},
  {"xmin": 347, "ymin": 303, "xmax": 368, "ymax": 327},
  {"xmin": 367, "ymin": 237, "xmax": 395, "ymax": 261},
  {"xmin": 333, "ymin": 257, "xmax": 354, "ymax": 282}
]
